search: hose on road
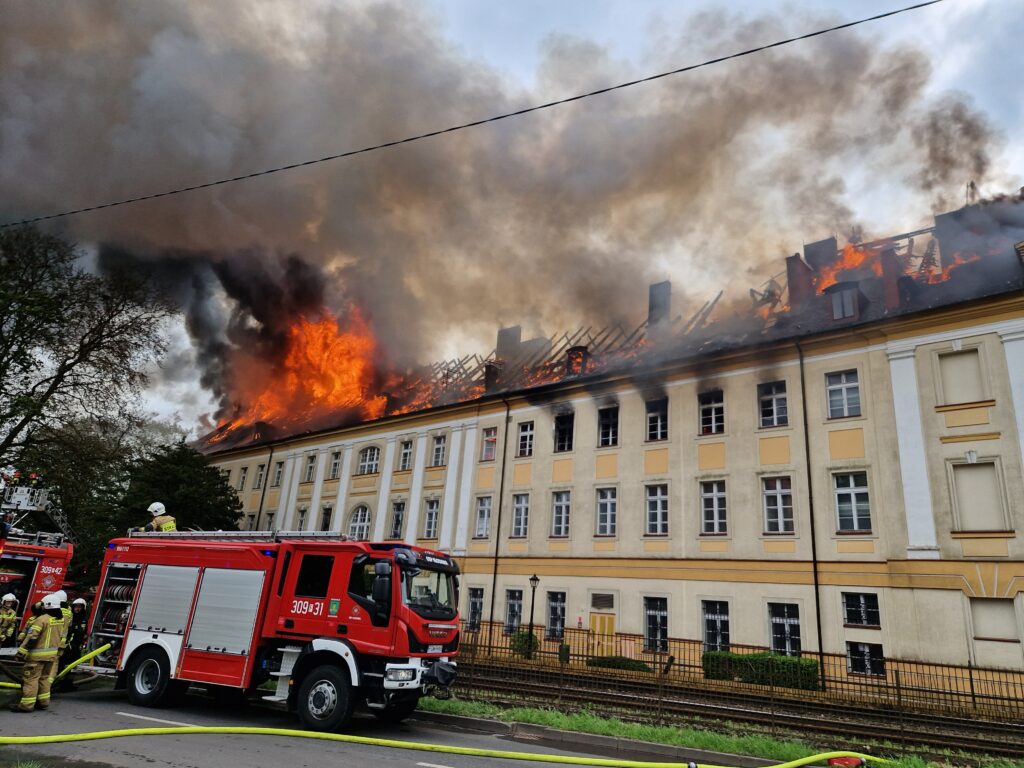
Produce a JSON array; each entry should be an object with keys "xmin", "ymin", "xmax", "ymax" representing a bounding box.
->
[
  {"xmin": 0, "ymin": 643, "xmax": 112, "ymax": 688},
  {"xmin": 0, "ymin": 726, "xmax": 884, "ymax": 768}
]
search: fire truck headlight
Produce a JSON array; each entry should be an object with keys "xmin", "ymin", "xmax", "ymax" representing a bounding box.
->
[{"xmin": 385, "ymin": 668, "xmax": 416, "ymax": 682}]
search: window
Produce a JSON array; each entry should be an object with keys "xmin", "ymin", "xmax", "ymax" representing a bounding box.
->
[
  {"xmin": 398, "ymin": 440, "xmax": 413, "ymax": 471},
  {"xmin": 319, "ymin": 506, "xmax": 333, "ymax": 532},
  {"xmin": 253, "ymin": 464, "xmax": 266, "ymax": 490},
  {"xmin": 701, "ymin": 480, "xmax": 727, "ymax": 534},
  {"xmin": 554, "ymin": 412, "xmax": 574, "ymax": 452},
  {"xmin": 432, "ymin": 435, "xmax": 447, "ymax": 467},
  {"xmin": 221, "ymin": 469, "xmax": 231, "ymax": 483},
  {"xmin": 938, "ymin": 349, "xmax": 984, "ymax": 405},
  {"xmin": 546, "ymin": 591, "xmax": 566, "ymax": 640},
  {"xmin": 758, "ymin": 381, "xmax": 788, "ymax": 427},
  {"xmin": 504, "ymin": 589, "xmax": 523, "ymax": 633},
  {"xmin": 348, "ymin": 505, "xmax": 371, "ymax": 540},
  {"xmin": 474, "ymin": 496, "xmax": 492, "ymax": 538},
  {"xmin": 388, "ymin": 501, "xmax": 405, "ymax": 539},
  {"xmin": 295, "ymin": 555, "xmax": 334, "ymax": 598},
  {"xmin": 480, "ymin": 427, "xmax": 498, "ymax": 461},
  {"xmin": 763, "ymin": 477, "xmax": 794, "ymax": 533},
  {"xmin": 699, "ymin": 390, "xmax": 725, "ymax": 435},
  {"xmin": 646, "ymin": 398, "xmax": 668, "ymax": 441},
  {"xmin": 423, "ymin": 499, "xmax": 439, "ymax": 539},
  {"xmin": 328, "ymin": 451, "xmax": 341, "ymax": 480},
  {"xmin": 952, "ymin": 462, "xmax": 1006, "ymax": 531},
  {"xmin": 296, "ymin": 506, "xmax": 307, "ymax": 531},
  {"xmin": 357, "ymin": 446, "xmax": 380, "ymax": 475},
  {"xmin": 646, "ymin": 484, "xmax": 669, "ymax": 536},
  {"xmin": 847, "ymin": 642, "xmax": 885, "ymax": 676},
  {"xmin": 246, "ymin": 514, "xmax": 256, "ymax": 530},
  {"xmin": 511, "ymin": 494, "xmax": 529, "ymax": 537},
  {"xmin": 768, "ymin": 603, "xmax": 801, "ymax": 656},
  {"xmin": 596, "ymin": 488, "xmax": 617, "ymax": 536},
  {"xmin": 517, "ymin": 422, "xmax": 534, "ymax": 457},
  {"xmin": 591, "ymin": 593, "xmax": 614, "ymax": 610},
  {"xmin": 702, "ymin": 600, "xmax": 730, "ymax": 652},
  {"xmin": 551, "ymin": 491, "xmax": 571, "ymax": 537},
  {"xmin": 831, "ymin": 288, "xmax": 857, "ymax": 320},
  {"xmin": 970, "ymin": 598, "xmax": 1020, "ymax": 642},
  {"xmin": 834, "ymin": 472, "xmax": 871, "ymax": 532},
  {"xmin": 265, "ymin": 512, "xmax": 275, "ymax": 529},
  {"xmin": 598, "ymin": 405, "xmax": 619, "ymax": 447},
  {"xmin": 644, "ymin": 596, "xmax": 669, "ymax": 652},
  {"xmin": 303, "ymin": 454, "xmax": 317, "ymax": 483},
  {"xmin": 843, "ymin": 593, "xmax": 880, "ymax": 627},
  {"xmin": 272, "ymin": 461, "xmax": 284, "ymax": 487},
  {"xmin": 826, "ymin": 370, "xmax": 861, "ymax": 418},
  {"xmin": 237, "ymin": 467, "xmax": 248, "ymax": 491},
  {"xmin": 467, "ymin": 587, "xmax": 484, "ymax": 631}
]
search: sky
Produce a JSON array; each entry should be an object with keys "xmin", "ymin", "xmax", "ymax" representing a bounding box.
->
[{"xmin": 2, "ymin": 0, "xmax": 1021, "ymax": 434}]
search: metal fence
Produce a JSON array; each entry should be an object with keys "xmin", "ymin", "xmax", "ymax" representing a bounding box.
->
[{"xmin": 457, "ymin": 621, "xmax": 1024, "ymax": 721}]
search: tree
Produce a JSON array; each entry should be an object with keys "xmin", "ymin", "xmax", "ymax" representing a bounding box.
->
[
  {"xmin": 0, "ymin": 227, "xmax": 171, "ymax": 462},
  {"xmin": 121, "ymin": 442, "xmax": 242, "ymax": 533}
]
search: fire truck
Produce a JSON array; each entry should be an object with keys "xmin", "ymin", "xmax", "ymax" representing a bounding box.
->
[
  {"xmin": 0, "ymin": 529, "xmax": 74, "ymax": 650},
  {"xmin": 85, "ymin": 530, "xmax": 460, "ymax": 731}
]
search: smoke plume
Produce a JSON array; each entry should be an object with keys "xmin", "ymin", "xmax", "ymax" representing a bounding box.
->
[{"xmin": 0, "ymin": 1, "xmax": 1010, "ymax": 423}]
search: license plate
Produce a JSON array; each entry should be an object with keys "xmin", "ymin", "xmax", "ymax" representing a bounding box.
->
[{"xmin": 427, "ymin": 644, "xmax": 443, "ymax": 654}]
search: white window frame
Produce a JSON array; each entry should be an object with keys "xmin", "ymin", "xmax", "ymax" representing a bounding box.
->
[
  {"xmin": 432, "ymin": 435, "xmax": 447, "ymax": 467},
  {"xmin": 517, "ymin": 421, "xmax": 534, "ymax": 458},
  {"xmin": 511, "ymin": 493, "xmax": 530, "ymax": 538},
  {"xmin": 389, "ymin": 500, "xmax": 405, "ymax": 539},
  {"xmin": 758, "ymin": 381, "xmax": 788, "ymax": 428},
  {"xmin": 551, "ymin": 490, "xmax": 571, "ymax": 538},
  {"xmin": 842, "ymin": 592, "xmax": 881, "ymax": 628},
  {"xmin": 480, "ymin": 427, "xmax": 498, "ymax": 462},
  {"xmin": 826, "ymin": 370, "xmax": 861, "ymax": 419},
  {"xmin": 504, "ymin": 589, "xmax": 523, "ymax": 634},
  {"xmin": 348, "ymin": 505, "xmax": 371, "ymax": 540},
  {"xmin": 699, "ymin": 390, "xmax": 725, "ymax": 435},
  {"xmin": 398, "ymin": 440, "xmax": 413, "ymax": 471},
  {"xmin": 596, "ymin": 487, "xmax": 617, "ymax": 536},
  {"xmin": 272, "ymin": 461, "xmax": 284, "ymax": 488},
  {"xmin": 356, "ymin": 446, "xmax": 380, "ymax": 475},
  {"xmin": 253, "ymin": 464, "xmax": 266, "ymax": 490},
  {"xmin": 295, "ymin": 506, "xmax": 307, "ymax": 531},
  {"xmin": 643, "ymin": 596, "xmax": 669, "ymax": 652},
  {"xmin": 319, "ymin": 505, "xmax": 333, "ymax": 532},
  {"xmin": 768, "ymin": 602, "xmax": 801, "ymax": 656},
  {"xmin": 846, "ymin": 641, "xmax": 885, "ymax": 676},
  {"xmin": 474, "ymin": 496, "xmax": 492, "ymax": 538},
  {"xmin": 236, "ymin": 466, "xmax": 248, "ymax": 491},
  {"xmin": 423, "ymin": 498, "xmax": 440, "ymax": 539},
  {"xmin": 328, "ymin": 451, "xmax": 341, "ymax": 480},
  {"xmin": 546, "ymin": 591, "xmax": 567, "ymax": 640},
  {"xmin": 303, "ymin": 454, "xmax": 317, "ymax": 483},
  {"xmin": 467, "ymin": 587, "xmax": 485, "ymax": 631},
  {"xmin": 645, "ymin": 484, "xmax": 669, "ymax": 536},
  {"xmin": 762, "ymin": 476, "xmax": 794, "ymax": 534},
  {"xmin": 646, "ymin": 398, "xmax": 668, "ymax": 441},
  {"xmin": 598, "ymin": 405, "xmax": 619, "ymax": 447},
  {"xmin": 834, "ymin": 471, "xmax": 871, "ymax": 532},
  {"xmin": 701, "ymin": 480, "xmax": 727, "ymax": 535},
  {"xmin": 702, "ymin": 599, "xmax": 730, "ymax": 652},
  {"xmin": 554, "ymin": 412, "xmax": 574, "ymax": 453}
]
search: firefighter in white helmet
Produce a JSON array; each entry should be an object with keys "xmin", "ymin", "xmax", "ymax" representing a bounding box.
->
[
  {"xmin": 11, "ymin": 593, "xmax": 61, "ymax": 712},
  {"xmin": 0, "ymin": 593, "xmax": 18, "ymax": 647},
  {"xmin": 57, "ymin": 598, "xmax": 89, "ymax": 691},
  {"xmin": 131, "ymin": 502, "xmax": 177, "ymax": 533}
]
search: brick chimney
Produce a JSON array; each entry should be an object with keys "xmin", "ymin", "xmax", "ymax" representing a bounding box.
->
[
  {"xmin": 566, "ymin": 345, "xmax": 589, "ymax": 377},
  {"xmin": 786, "ymin": 253, "xmax": 815, "ymax": 311},
  {"xmin": 484, "ymin": 361, "xmax": 502, "ymax": 391},
  {"xmin": 881, "ymin": 247, "xmax": 903, "ymax": 310},
  {"xmin": 647, "ymin": 281, "xmax": 671, "ymax": 338}
]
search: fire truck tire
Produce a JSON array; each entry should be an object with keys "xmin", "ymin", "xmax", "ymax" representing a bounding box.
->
[
  {"xmin": 296, "ymin": 665, "xmax": 354, "ymax": 732},
  {"xmin": 125, "ymin": 647, "xmax": 185, "ymax": 707},
  {"xmin": 373, "ymin": 694, "xmax": 420, "ymax": 723}
]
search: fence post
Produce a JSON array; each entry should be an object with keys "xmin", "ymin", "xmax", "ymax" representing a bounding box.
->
[
  {"xmin": 894, "ymin": 668, "xmax": 905, "ymax": 746},
  {"xmin": 968, "ymin": 659, "xmax": 977, "ymax": 711}
]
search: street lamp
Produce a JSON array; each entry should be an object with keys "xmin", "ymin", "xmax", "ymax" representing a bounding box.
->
[{"xmin": 527, "ymin": 574, "xmax": 540, "ymax": 660}]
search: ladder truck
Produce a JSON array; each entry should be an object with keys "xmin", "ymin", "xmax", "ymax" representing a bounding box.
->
[
  {"xmin": 0, "ymin": 530, "xmax": 74, "ymax": 653},
  {"xmin": 84, "ymin": 531, "xmax": 460, "ymax": 731}
]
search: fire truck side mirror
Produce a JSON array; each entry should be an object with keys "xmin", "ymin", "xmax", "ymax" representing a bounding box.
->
[
  {"xmin": 371, "ymin": 575, "xmax": 391, "ymax": 603},
  {"xmin": 374, "ymin": 561, "xmax": 392, "ymax": 576}
]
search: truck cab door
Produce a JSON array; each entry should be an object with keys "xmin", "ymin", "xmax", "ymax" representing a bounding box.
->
[
  {"xmin": 277, "ymin": 549, "xmax": 341, "ymax": 637},
  {"xmin": 345, "ymin": 556, "xmax": 395, "ymax": 655}
]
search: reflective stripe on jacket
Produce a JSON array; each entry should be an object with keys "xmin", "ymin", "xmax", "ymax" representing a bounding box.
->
[
  {"xmin": 152, "ymin": 515, "xmax": 177, "ymax": 532},
  {"xmin": 19, "ymin": 614, "xmax": 59, "ymax": 660},
  {"xmin": 0, "ymin": 608, "xmax": 16, "ymax": 639}
]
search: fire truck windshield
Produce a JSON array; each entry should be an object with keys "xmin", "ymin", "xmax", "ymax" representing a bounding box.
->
[{"xmin": 400, "ymin": 567, "xmax": 456, "ymax": 619}]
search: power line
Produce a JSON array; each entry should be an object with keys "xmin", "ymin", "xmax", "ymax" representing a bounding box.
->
[{"xmin": 1, "ymin": 0, "xmax": 945, "ymax": 230}]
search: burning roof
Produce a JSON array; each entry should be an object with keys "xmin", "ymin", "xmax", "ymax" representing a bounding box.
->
[{"xmin": 199, "ymin": 196, "xmax": 1024, "ymax": 453}]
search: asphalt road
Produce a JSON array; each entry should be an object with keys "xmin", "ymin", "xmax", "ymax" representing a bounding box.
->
[{"xmin": 0, "ymin": 686, "xmax": 602, "ymax": 768}]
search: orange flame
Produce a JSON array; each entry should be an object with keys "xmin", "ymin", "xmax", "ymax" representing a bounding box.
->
[
  {"xmin": 815, "ymin": 243, "xmax": 883, "ymax": 292},
  {"xmin": 922, "ymin": 252, "xmax": 981, "ymax": 284}
]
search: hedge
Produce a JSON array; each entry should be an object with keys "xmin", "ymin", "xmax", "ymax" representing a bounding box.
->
[
  {"xmin": 702, "ymin": 650, "xmax": 819, "ymax": 691},
  {"xmin": 586, "ymin": 655, "xmax": 653, "ymax": 673},
  {"xmin": 509, "ymin": 629, "xmax": 540, "ymax": 658}
]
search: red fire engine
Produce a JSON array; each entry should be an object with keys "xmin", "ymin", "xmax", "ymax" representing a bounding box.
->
[
  {"xmin": 0, "ymin": 529, "xmax": 74, "ymax": 641},
  {"xmin": 85, "ymin": 530, "xmax": 460, "ymax": 730}
]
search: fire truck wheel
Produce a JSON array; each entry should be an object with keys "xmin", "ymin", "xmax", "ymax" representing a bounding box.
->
[
  {"xmin": 373, "ymin": 694, "xmax": 420, "ymax": 723},
  {"xmin": 296, "ymin": 665, "xmax": 353, "ymax": 732},
  {"xmin": 126, "ymin": 647, "xmax": 182, "ymax": 707}
]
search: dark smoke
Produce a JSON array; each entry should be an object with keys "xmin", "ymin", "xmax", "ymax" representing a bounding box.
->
[{"xmin": 0, "ymin": 1, "xmax": 1010, "ymax": 425}]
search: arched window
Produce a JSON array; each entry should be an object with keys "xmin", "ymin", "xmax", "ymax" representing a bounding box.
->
[
  {"xmin": 348, "ymin": 505, "xmax": 371, "ymax": 540},
  {"xmin": 357, "ymin": 446, "xmax": 380, "ymax": 475}
]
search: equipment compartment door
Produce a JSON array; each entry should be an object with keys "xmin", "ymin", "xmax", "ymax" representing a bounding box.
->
[{"xmin": 179, "ymin": 568, "xmax": 266, "ymax": 687}]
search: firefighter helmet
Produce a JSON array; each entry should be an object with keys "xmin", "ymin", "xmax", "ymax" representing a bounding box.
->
[
  {"xmin": 1, "ymin": 593, "xmax": 15, "ymax": 604},
  {"xmin": 148, "ymin": 501, "xmax": 166, "ymax": 517},
  {"xmin": 42, "ymin": 594, "xmax": 61, "ymax": 610},
  {"xmin": 73, "ymin": 598, "xmax": 86, "ymax": 607}
]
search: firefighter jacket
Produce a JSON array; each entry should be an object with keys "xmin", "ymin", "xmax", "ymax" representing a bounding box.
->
[
  {"xmin": 142, "ymin": 514, "xmax": 177, "ymax": 533},
  {"xmin": 58, "ymin": 606, "xmax": 72, "ymax": 650},
  {"xmin": 0, "ymin": 607, "xmax": 17, "ymax": 641},
  {"xmin": 18, "ymin": 614, "xmax": 59, "ymax": 661},
  {"xmin": 17, "ymin": 613, "xmax": 38, "ymax": 645}
]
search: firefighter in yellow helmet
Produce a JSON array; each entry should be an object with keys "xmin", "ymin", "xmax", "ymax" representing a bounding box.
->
[
  {"xmin": 131, "ymin": 502, "xmax": 177, "ymax": 533},
  {"xmin": 0, "ymin": 593, "xmax": 18, "ymax": 647},
  {"xmin": 11, "ymin": 593, "xmax": 61, "ymax": 712}
]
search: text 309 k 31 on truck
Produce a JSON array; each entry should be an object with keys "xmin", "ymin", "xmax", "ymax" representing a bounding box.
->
[{"xmin": 84, "ymin": 530, "xmax": 459, "ymax": 731}]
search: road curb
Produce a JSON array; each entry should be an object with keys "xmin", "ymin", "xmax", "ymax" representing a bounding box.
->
[{"xmin": 412, "ymin": 711, "xmax": 775, "ymax": 766}]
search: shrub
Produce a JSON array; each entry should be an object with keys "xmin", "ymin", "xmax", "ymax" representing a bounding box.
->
[
  {"xmin": 585, "ymin": 655, "xmax": 653, "ymax": 673},
  {"xmin": 701, "ymin": 650, "xmax": 819, "ymax": 691},
  {"xmin": 509, "ymin": 629, "xmax": 540, "ymax": 658}
]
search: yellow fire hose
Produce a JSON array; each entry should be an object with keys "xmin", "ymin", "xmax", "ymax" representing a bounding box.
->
[
  {"xmin": 0, "ymin": 643, "xmax": 112, "ymax": 688},
  {"xmin": 0, "ymin": 645, "xmax": 887, "ymax": 768},
  {"xmin": 0, "ymin": 724, "xmax": 882, "ymax": 768}
]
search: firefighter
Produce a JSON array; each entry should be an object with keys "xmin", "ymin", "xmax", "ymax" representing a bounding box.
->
[
  {"xmin": 0, "ymin": 594, "xmax": 18, "ymax": 647},
  {"xmin": 131, "ymin": 502, "xmax": 177, "ymax": 533},
  {"xmin": 11, "ymin": 593, "xmax": 61, "ymax": 712},
  {"xmin": 53, "ymin": 589, "xmax": 71, "ymax": 653},
  {"xmin": 56, "ymin": 598, "xmax": 89, "ymax": 690}
]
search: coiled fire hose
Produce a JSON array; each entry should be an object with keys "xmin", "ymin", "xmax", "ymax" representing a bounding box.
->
[{"xmin": 0, "ymin": 643, "xmax": 112, "ymax": 688}]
